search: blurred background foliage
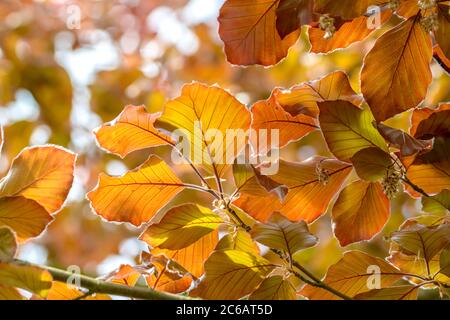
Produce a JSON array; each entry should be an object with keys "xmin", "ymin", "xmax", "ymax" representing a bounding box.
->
[{"xmin": 0, "ymin": 0, "xmax": 448, "ymax": 295}]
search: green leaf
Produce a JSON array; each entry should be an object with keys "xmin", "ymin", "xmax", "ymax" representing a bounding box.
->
[
  {"xmin": 351, "ymin": 147, "xmax": 392, "ymax": 182},
  {"xmin": 422, "ymin": 190, "xmax": 450, "ymax": 214},
  {"xmin": 318, "ymin": 101, "xmax": 387, "ymax": 161}
]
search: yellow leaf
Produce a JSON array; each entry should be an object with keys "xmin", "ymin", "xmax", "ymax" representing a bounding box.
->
[
  {"xmin": 0, "ymin": 227, "xmax": 17, "ymax": 261},
  {"xmin": 0, "ymin": 196, "xmax": 52, "ymax": 239},
  {"xmin": 422, "ymin": 189, "xmax": 450, "ymax": 214},
  {"xmin": 300, "ymin": 251, "xmax": 403, "ymax": 300},
  {"xmin": 94, "ymin": 105, "xmax": 174, "ymax": 158},
  {"xmin": 0, "ymin": 262, "xmax": 52, "ymax": 298},
  {"xmin": 351, "ymin": 147, "xmax": 393, "ymax": 182},
  {"xmin": 249, "ymin": 275, "xmax": 297, "ymax": 300},
  {"xmin": 156, "ymin": 82, "xmax": 251, "ymax": 178},
  {"xmin": 0, "ymin": 285, "xmax": 23, "ymax": 300},
  {"xmin": 332, "ymin": 180, "xmax": 390, "ymax": 246},
  {"xmin": 216, "ymin": 229, "xmax": 260, "ymax": 255},
  {"xmin": 361, "ymin": 16, "xmax": 433, "ymax": 122},
  {"xmin": 87, "ymin": 155, "xmax": 184, "ymax": 226},
  {"xmin": 251, "ymin": 212, "xmax": 318, "ymax": 255},
  {"xmin": 218, "ymin": 0, "xmax": 299, "ymax": 66},
  {"xmin": 319, "ymin": 100, "xmax": 387, "ymax": 161},
  {"xmin": 140, "ymin": 203, "xmax": 223, "ymax": 250},
  {"xmin": 0, "ymin": 145, "xmax": 76, "ymax": 213},
  {"xmin": 191, "ymin": 250, "xmax": 276, "ymax": 300}
]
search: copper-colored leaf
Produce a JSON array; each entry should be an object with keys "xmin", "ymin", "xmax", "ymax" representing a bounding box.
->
[
  {"xmin": 218, "ymin": 0, "xmax": 300, "ymax": 66},
  {"xmin": 361, "ymin": 16, "xmax": 433, "ymax": 122},
  {"xmin": 319, "ymin": 100, "xmax": 387, "ymax": 161},
  {"xmin": 308, "ymin": 12, "xmax": 391, "ymax": 54},
  {"xmin": 434, "ymin": 44, "xmax": 450, "ymax": 73},
  {"xmin": 156, "ymin": 82, "xmax": 251, "ymax": 178},
  {"xmin": 410, "ymin": 103, "xmax": 450, "ymax": 139},
  {"xmin": 354, "ymin": 285, "xmax": 419, "ymax": 300},
  {"xmin": 106, "ymin": 264, "xmax": 141, "ymax": 287},
  {"xmin": 0, "ymin": 146, "xmax": 76, "ymax": 213},
  {"xmin": 314, "ymin": 0, "xmax": 386, "ymax": 19},
  {"xmin": 87, "ymin": 155, "xmax": 185, "ymax": 226},
  {"xmin": 435, "ymin": 4, "xmax": 450, "ymax": 61},
  {"xmin": 94, "ymin": 105, "xmax": 173, "ymax": 158},
  {"xmin": 191, "ymin": 250, "xmax": 276, "ymax": 300},
  {"xmin": 376, "ymin": 122, "xmax": 431, "ymax": 157},
  {"xmin": 276, "ymin": 0, "xmax": 315, "ymax": 39},
  {"xmin": 249, "ymin": 275, "xmax": 297, "ymax": 300},
  {"xmin": 140, "ymin": 204, "xmax": 223, "ymax": 250},
  {"xmin": 251, "ymin": 212, "xmax": 317, "ymax": 255},
  {"xmin": 351, "ymin": 147, "xmax": 393, "ymax": 182},
  {"xmin": 300, "ymin": 251, "xmax": 403, "ymax": 300},
  {"xmin": 0, "ymin": 196, "xmax": 52, "ymax": 239},
  {"xmin": 150, "ymin": 230, "xmax": 218, "ymax": 279},
  {"xmin": 332, "ymin": 180, "xmax": 390, "ymax": 246}
]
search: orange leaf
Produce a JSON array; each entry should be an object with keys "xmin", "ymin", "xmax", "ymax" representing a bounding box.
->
[
  {"xmin": 308, "ymin": 12, "xmax": 391, "ymax": 54},
  {"xmin": 87, "ymin": 155, "xmax": 184, "ymax": 226},
  {"xmin": 106, "ymin": 264, "xmax": 141, "ymax": 287},
  {"xmin": 251, "ymin": 71, "xmax": 362, "ymax": 153},
  {"xmin": 361, "ymin": 16, "xmax": 433, "ymax": 122},
  {"xmin": 314, "ymin": 0, "xmax": 387, "ymax": 19},
  {"xmin": 0, "ymin": 146, "xmax": 76, "ymax": 213},
  {"xmin": 332, "ymin": 180, "xmax": 390, "ymax": 246},
  {"xmin": 150, "ymin": 230, "xmax": 218, "ymax": 279},
  {"xmin": 0, "ymin": 197, "xmax": 52, "ymax": 239},
  {"xmin": 0, "ymin": 285, "xmax": 23, "ymax": 300},
  {"xmin": 235, "ymin": 157, "xmax": 352, "ymax": 223},
  {"xmin": 354, "ymin": 285, "xmax": 419, "ymax": 300},
  {"xmin": 410, "ymin": 103, "xmax": 450, "ymax": 139},
  {"xmin": 94, "ymin": 105, "xmax": 173, "ymax": 158},
  {"xmin": 435, "ymin": 3, "xmax": 450, "ymax": 60},
  {"xmin": 218, "ymin": 0, "xmax": 300, "ymax": 66},
  {"xmin": 434, "ymin": 44, "xmax": 450, "ymax": 73}
]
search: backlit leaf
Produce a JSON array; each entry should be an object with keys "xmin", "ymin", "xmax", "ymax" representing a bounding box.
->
[
  {"xmin": 216, "ymin": 229, "xmax": 260, "ymax": 255},
  {"xmin": 351, "ymin": 147, "xmax": 393, "ymax": 182},
  {"xmin": 332, "ymin": 180, "xmax": 390, "ymax": 246},
  {"xmin": 435, "ymin": 4, "xmax": 450, "ymax": 61},
  {"xmin": 410, "ymin": 103, "xmax": 450, "ymax": 139},
  {"xmin": 0, "ymin": 285, "xmax": 23, "ymax": 300},
  {"xmin": 361, "ymin": 16, "xmax": 433, "ymax": 122},
  {"xmin": 276, "ymin": 0, "xmax": 315, "ymax": 39},
  {"xmin": 94, "ymin": 105, "xmax": 173, "ymax": 158},
  {"xmin": 0, "ymin": 197, "xmax": 52, "ymax": 239},
  {"xmin": 391, "ymin": 223, "xmax": 450, "ymax": 263},
  {"xmin": 249, "ymin": 275, "xmax": 297, "ymax": 300},
  {"xmin": 156, "ymin": 82, "xmax": 251, "ymax": 178},
  {"xmin": 251, "ymin": 212, "xmax": 318, "ymax": 255},
  {"xmin": 300, "ymin": 251, "xmax": 403, "ymax": 300},
  {"xmin": 191, "ymin": 250, "xmax": 276, "ymax": 300},
  {"xmin": 106, "ymin": 264, "xmax": 141, "ymax": 287},
  {"xmin": 318, "ymin": 100, "xmax": 387, "ymax": 161},
  {"xmin": 354, "ymin": 285, "xmax": 419, "ymax": 300},
  {"xmin": 314, "ymin": 0, "xmax": 386, "ymax": 19},
  {"xmin": 422, "ymin": 189, "xmax": 450, "ymax": 214},
  {"xmin": 140, "ymin": 203, "xmax": 223, "ymax": 250},
  {"xmin": 0, "ymin": 146, "xmax": 76, "ymax": 213},
  {"xmin": 218, "ymin": 0, "xmax": 300, "ymax": 66},
  {"xmin": 440, "ymin": 247, "xmax": 450, "ymax": 277},
  {"xmin": 0, "ymin": 227, "xmax": 17, "ymax": 261},
  {"xmin": 87, "ymin": 155, "xmax": 185, "ymax": 226},
  {"xmin": 0, "ymin": 262, "xmax": 52, "ymax": 298},
  {"xmin": 308, "ymin": 12, "xmax": 391, "ymax": 54},
  {"xmin": 151, "ymin": 230, "xmax": 218, "ymax": 279}
]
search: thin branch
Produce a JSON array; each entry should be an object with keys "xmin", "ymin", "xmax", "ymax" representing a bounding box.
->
[{"xmin": 14, "ymin": 260, "xmax": 194, "ymax": 300}]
